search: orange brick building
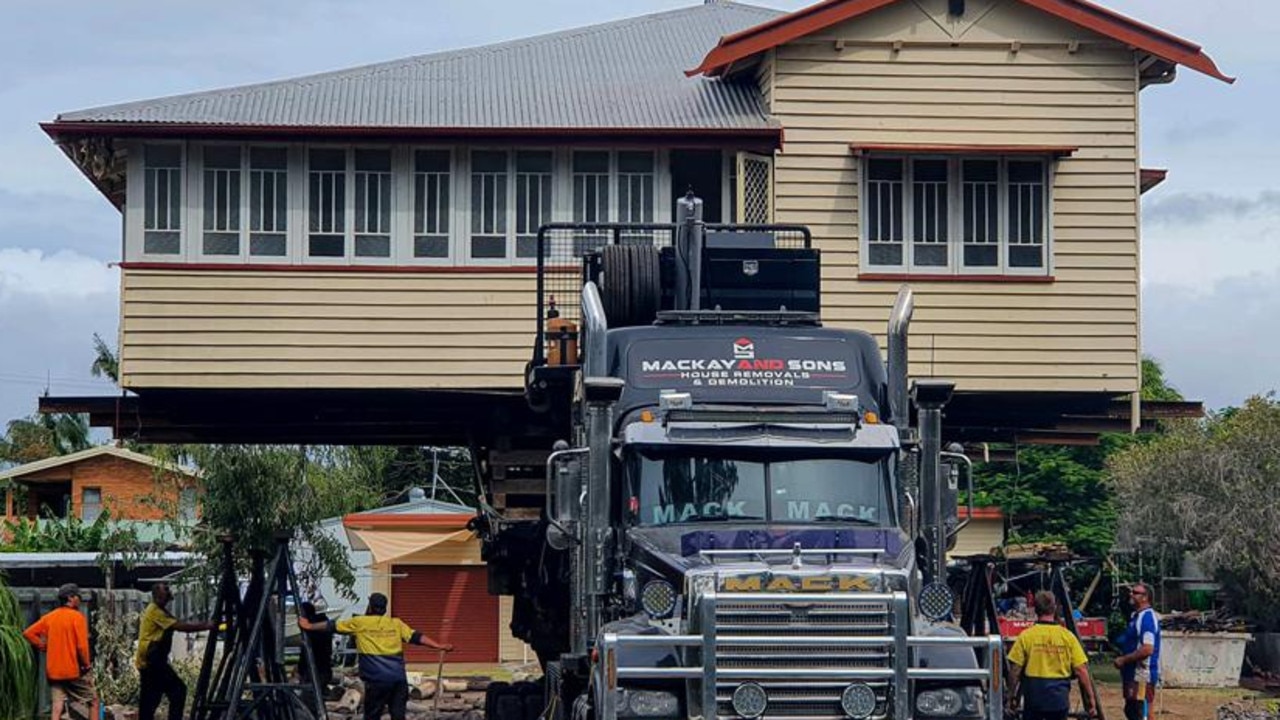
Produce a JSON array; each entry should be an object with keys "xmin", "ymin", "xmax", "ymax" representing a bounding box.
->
[{"xmin": 0, "ymin": 446, "xmax": 198, "ymax": 523}]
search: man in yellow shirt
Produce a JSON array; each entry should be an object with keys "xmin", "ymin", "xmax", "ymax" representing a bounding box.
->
[
  {"xmin": 300, "ymin": 592, "xmax": 452, "ymax": 720},
  {"xmin": 135, "ymin": 583, "xmax": 215, "ymax": 720},
  {"xmin": 1007, "ymin": 591, "xmax": 1098, "ymax": 720}
]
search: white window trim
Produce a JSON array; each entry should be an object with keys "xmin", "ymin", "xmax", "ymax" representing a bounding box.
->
[
  {"xmin": 126, "ymin": 143, "xmax": 677, "ymax": 267},
  {"xmin": 858, "ymin": 154, "xmax": 1053, "ymax": 277}
]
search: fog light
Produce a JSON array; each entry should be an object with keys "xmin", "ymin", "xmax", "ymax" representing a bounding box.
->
[
  {"xmin": 641, "ymin": 580, "xmax": 676, "ymax": 618},
  {"xmin": 916, "ymin": 688, "xmax": 964, "ymax": 716},
  {"xmin": 731, "ymin": 683, "xmax": 768, "ymax": 719},
  {"xmin": 839, "ymin": 683, "xmax": 877, "ymax": 718},
  {"xmin": 918, "ymin": 582, "xmax": 955, "ymax": 621}
]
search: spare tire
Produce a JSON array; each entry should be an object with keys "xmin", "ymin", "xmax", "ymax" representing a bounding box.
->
[
  {"xmin": 630, "ymin": 244, "xmax": 661, "ymax": 326},
  {"xmin": 601, "ymin": 245, "xmax": 631, "ymax": 328}
]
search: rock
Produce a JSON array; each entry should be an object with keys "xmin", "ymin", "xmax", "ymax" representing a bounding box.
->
[
  {"xmin": 465, "ymin": 678, "xmax": 492, "ymax": 691},
  {"xmin": 105, "ymin": 706, "xmax": 136, "ymax": 720},
  {"xmin": 410, "ymin": 678, "xmax": 438, "ymax": 700},
  {"xmin": 442, "ymin": 678, "xmax": 469, "ymax": 693},
  {"xmin": 335, "ymin": 687, "xmax": 362, "ymax": 713},
  {"xmin": 462, "ymin": 710, "xmax": 485, "ymax": 720}
]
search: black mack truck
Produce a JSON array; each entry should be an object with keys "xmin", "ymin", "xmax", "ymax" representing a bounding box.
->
[{"xmin": 476, "ymin": 195, "xmax": 1005, "ymax": 720}]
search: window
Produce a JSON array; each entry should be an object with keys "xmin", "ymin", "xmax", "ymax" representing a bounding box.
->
[
  {"xmin": 81, "ymin": 488, "xmax": 102, "ymax": 523},
  {"xmin": 179, "ymin": 487, "xmax": 199, "ymax": 522},
  {"xmin": 354, "ymin": 149, "xmax": 393, "ymax": 258},
  {"xmin": 863, "ymin": 156, "xmax": 1049, "ymax": 274},
  {"xmin": 469, "ymin": 150, "xmax": 509, "ymax": 259},
  {"xmin": 515, "ymin": 151, "xmax": 553, "ymax": 258},
  {"xmin": 143, "ymin": 145, "xmax": 183, "ymax": 255},
  {"xmin": 413, "ymin": 150, "xmax": 451, "ymax": 259},
  {"xmin": 202, "ymin": 146, "xmax": 242, "ymax": 256},
  {"xmin": 572, "ymin": 151, "xmax": 610, "ymax": 224},
  {"xmin": 308, "ymin": 148, "xmax": 348, "ymax": 258},
  {"xmin": 249, "ymin": 147, "xmax": 289, "ymax": 257}
]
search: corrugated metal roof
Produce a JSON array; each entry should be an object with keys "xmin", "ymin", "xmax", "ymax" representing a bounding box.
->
[{"xmin": 54, "ymin": 2, "xmax": 783, "ymax": 131}]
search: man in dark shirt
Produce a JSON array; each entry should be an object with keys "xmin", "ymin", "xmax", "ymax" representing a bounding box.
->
[{"xmin": 300, "ymin": 593, "xmax": 451, "ymax": 720}]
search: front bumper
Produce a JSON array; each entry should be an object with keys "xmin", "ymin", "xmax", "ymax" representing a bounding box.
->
[{"xmin": 598, "ymin": 591, "xmax": 1003, "ymax": 720}]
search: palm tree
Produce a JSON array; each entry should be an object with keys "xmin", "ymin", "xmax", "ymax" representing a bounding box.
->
[{"xmin": 90, "ymin": 332, "xmax": 120, "ymax": 384}]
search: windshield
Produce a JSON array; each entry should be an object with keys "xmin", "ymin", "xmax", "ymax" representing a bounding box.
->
[{"xmin": 626, "ymin": 447, "xmax": 893, "ymax": 527}]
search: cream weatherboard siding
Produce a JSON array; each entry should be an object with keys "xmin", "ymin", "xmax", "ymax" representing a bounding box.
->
[
  {"xmin": 119, "ymin": 268, "xmax": 536, "ymax": 389},
  {"xmin": 766, "ymin": 0, "xmax": 1141, "ymax": 393}
]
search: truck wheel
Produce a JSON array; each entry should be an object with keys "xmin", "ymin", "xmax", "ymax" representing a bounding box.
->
[
  {"xmin": 485, "ymin": 681, "xmax": 512, "ymax": 720},
  {"xmin": 542, "ymin": 662, "xmax": 565, "ymax": 720},
  {"xmin": 570, "ymin": 693, "xmax": 592, "ymax": 720},
  {"xmin": 601, "ymin": 244, "xmax": 632, "ymax": 327},
  {"xmin": 630, "ymin": 244, "xmax": 661, "ymax": 326}
]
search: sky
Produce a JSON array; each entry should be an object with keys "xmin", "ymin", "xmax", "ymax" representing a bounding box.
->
[{"xmin": 0, "ymin": 0, "xmax": 1275, "ymax": 431}]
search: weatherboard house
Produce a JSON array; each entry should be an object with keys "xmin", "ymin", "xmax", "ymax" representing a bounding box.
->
[{"xmin": 42, "ymin": 0, "xmax": 1225, "ymax": 452}]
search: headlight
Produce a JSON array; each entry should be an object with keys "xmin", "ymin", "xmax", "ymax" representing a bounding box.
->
[
  {"xmin": 916, "ymin": 688, "xmax": 964, "ymax": 716},
  {"xmin": 641, "ymin": 580, "xmax": 676, "ymax": 618},
  {"xmin": 616, "ymin": 689, "xmax": 680, "ymax": 718},
  {"xmin": 731, "ymin": 683, "xmax": 768, "ymax": 719}
]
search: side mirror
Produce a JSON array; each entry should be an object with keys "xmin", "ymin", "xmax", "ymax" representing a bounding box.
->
[
  {"xmin": 546, "ymin": 447, "xmax": 587, "ymax": 550},
  {"xmin": 940, "ymin": 449, "xmax": 973, "ymax": 547}
]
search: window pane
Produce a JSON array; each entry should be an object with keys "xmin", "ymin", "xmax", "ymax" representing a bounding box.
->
[
  {"xmin": 250, "ymin": 234, "xmax": 287, "ymax": 256},
  {"xmin": 145, "ymin": 145, "xmax": 181, "ymax": 167},
  {"xmin": 355, "ymin": 235, "xmax": 391, "ymax": 257},
  {"xmin": 309, "ymin": 150, "xmax": 346, "ymax": 257},
  {"xmin": 250, "ymin": 147, "xmax": 287, "ymax": 170},
  {"xmin": 618, "ymin": 151, "xmax": 654, "ymax": 174},
  {"xmin": 473, "ymin": 150, "xmax": 507, "ymax": 173},
  {"xmin": 310, "ymin": 148, "xmax": 345, "ymax": 171},
  {"xmin": 573, "ymin": 151, "xmax": 609, "ymax": 174},
  {"xmin": 204, "ymin": 145, "xmax": 240, "ymax": 169},
  {"xmin": 866, "ymin": 158, "xmax": 904, "ymax": 267},
  {"xmin": 1010, "ymin": 245, "xmax": 1043, "ymax": 268},
  {"xmin": 144, "ymin": 232, "xmax": 180, "ymax": 255},
  {"xmin": 516, "ymin": 150, "xmax": 553, "ymax": 173},
  {"xmin": 203, "ymin": 146, "xmax": 242, "ymax": 256},
  {"xmin": 414, "ymin": 237, "xmax": 449, "ymax": 258},
  {"xmin": 309, "ymin": 236, "xmax": 344, "ymax": 257},
  {"xmin": 618, "ymin": 151, "xmax": 655, "ymax": 226},
  {"xmin": 471, "ymin": 237, "xmax": 506, "ymax": 258},
  {"xmin": 144, "ymin": 145, "xmax": 182, "ymax": 249},
  {"xmin": 415, "ymin": 149, "xmax": 449, "ymax": 173},
  {"xmin": 354, "ymin": 148, "xmax": 391, "ymax": 172},
  {"xmin": 203, "ymin": 233, "xmax": 239, "ymax": 256},
  {"xmin": 471, "ymin": 152, "xmax": 508, "ymax": 258},
  {"xmin": 962, "ymin": 159, "xmax": 1000, "ymax": 268},
  {"xmin": 911, "ymin": 159, "xmax": 948, "ymax": 268},
  {"xmin": 1007, "ymin": 159, "xmax": 1046, "ymax": 269}
]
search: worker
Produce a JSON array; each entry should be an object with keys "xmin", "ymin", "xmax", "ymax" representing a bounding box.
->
[
  {"xmin": 1007, "ymin": 590, "xmax": 1098, "ymax": 720},
  {"xmin": 23, "ymin": 583, "xmax": 98, "ymax": 720},
  {"xmin": 1114, "ymin": 582, "xmax": 1161, "ymax": 720},
  {"xmin": 299, "ymin": 592, "xmax": 453, "ymax": 720},
  {"xmin": 135, "ymin": 583, "xmax": 215, "ymax": 720}
]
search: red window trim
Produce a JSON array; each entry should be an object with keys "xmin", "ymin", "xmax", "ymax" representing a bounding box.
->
[
  {"xmin": 857, "ymin": 273, "xmax": 1054, "ymax": 284},
  {"xmin": 117, "ymin": 261, "xmax": 567, "ymax": 274}
]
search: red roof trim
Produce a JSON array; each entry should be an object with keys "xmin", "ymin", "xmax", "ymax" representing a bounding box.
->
[
  {"xmin": 1139, "ymin": 167, "xmax": 1168, "ymax": 194},
  {"xmin": 689, "ymin": 0, "xmax": 1233, "ymax": 84},
  {"xmin": 342, "ymin": 513, "xmax": 472, "ymax": 530},
  {"xmin": 117, "ymin": 261, "xmax": 572, "ymax": 275},
  {"xmin": 851, "ymin": 143, "xmax": 1076, "ymax": 157},
  {"xmin": 965, "ymin": 506, "xmax": 1005, "ymax": 520},
  {"xmin": 41, "ymin": 121, "xmax": 783, "ymax": 146}
]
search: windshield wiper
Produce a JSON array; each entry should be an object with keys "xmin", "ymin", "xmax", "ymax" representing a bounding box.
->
[{"xmin": 809, "ymin": 515, "xmax": 879, "ymax": 525}]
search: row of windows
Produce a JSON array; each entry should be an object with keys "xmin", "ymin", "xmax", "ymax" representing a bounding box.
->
[
  {"xmin": 136, "ymin": 144, "xmax": 662, "ymax": 264},
  {"xmin": 863, "ymin": 157, "xmax": 1049, "ymax": 274}
]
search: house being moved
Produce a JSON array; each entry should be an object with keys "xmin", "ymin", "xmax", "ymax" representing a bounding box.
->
[{"xmin": 41, "ymin": 0, "xmax": 1227, "ymax": 451}]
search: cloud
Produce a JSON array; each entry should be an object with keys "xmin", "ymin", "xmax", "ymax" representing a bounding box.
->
[
  {"xmin": 1163, "ymin": 117, "xmax": 1240, "ymax": 147},
  {"xmin": 1143, "ymin": 190, "xmax": 1280, "ymax": 227},
  {"xmin": 1143, "ymin": 270, "xmax": 1280, "ymax": 412},
  {"xmin": 0, "ymin": 249, "xmax": 120, "ymax": 424}
]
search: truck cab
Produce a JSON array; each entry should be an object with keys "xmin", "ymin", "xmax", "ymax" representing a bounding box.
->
[{"xmin": 506, "ymin": 196, "xmax": 1005, "ymax": 720}]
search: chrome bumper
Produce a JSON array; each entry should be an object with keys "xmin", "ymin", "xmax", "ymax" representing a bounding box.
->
[{"xmin": 598, "ymin": 591, "xmax": 1003, "ymax": 720}]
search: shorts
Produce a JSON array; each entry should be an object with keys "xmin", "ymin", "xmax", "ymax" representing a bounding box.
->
[{"xmin": 50, "ymin": 676, "xmax": 96, "ymax": 720}]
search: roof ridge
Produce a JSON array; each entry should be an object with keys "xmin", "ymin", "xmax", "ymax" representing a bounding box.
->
[{"xmin": 58, "ymin": 2, "xmax": 783, "ymax": 121}]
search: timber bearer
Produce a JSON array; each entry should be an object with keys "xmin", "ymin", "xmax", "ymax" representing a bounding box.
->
[
  {"xmin": 1007, "ymin": 591, "xmax": 1098, "ymax": 720},
  {"xmin": 300, "ymin": 592, "xmax": 453, "ymax": 720}
]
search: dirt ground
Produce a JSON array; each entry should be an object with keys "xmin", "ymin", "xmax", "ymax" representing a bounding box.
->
[{"xmin": 1086, "ymin": 678, "xmax": 1267, "ymax": 720}]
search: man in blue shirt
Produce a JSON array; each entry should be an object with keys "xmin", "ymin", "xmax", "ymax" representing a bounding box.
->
[{"xmin": 1114, "ymin": 583, "xmax": 1160, "ymax": 720}]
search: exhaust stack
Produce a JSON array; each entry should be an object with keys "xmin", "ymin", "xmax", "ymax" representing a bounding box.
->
[{"xmin": 887, "ymin": 286, "xmax": 913, "ymax": 431}]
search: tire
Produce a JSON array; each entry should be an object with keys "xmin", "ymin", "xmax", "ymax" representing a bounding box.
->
[
  {"xmin": 601, "ymin": 245, "xmax": 631, "ymax": 327},
  {"xmin": 542, "ymin": 662, "xmax": 564, "ymax": 720},
  {"xmin": 486, "ymin": 681, "xmax": 513, "ymax": 720},
  {"xmin": 630, "ymin": 244, "xmax": 661, "ymax": 326}
]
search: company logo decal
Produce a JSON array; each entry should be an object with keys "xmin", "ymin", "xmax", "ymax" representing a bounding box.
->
[
  {"xmin": 636, "ymin": 338, "xmax": 850, "ymax": 389},
  {"xmin": 720, "ymin": 574, "xmax": 877, "ymax": 592},
  {"xmin": 733, "ymin": 337, "xmax": 755, "ymax": 359}
]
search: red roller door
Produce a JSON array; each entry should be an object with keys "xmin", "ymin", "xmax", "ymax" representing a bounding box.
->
[{"xmin": 391, "ymin": 565, "xmax": 499, "ymax": 663}]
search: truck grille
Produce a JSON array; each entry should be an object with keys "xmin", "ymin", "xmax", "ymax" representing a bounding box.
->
[{"xmin": 713, "ymin": 598, "xmax": 894, "ymax": 720}]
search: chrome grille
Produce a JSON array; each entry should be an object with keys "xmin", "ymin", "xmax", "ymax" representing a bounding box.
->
[{"xmin": 713, "ymin": 598, "xmax": 895, "ymax": 720}]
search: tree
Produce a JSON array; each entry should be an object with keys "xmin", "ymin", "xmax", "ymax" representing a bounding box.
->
[
  {"xmin": 0, "ymin": 412, "xmax": 91, "ymax": 465},
  {"xmin": 1110, "ymin": 394, "xmax": 1280, "ymax": 628},
  {"xmin": 154, "ymin": 445, "xmax": 380, "ymax": 599},
  {"xmin": 1141, "ymin": 356, "xmax": 1183, "ymax": 402},
  {"xmin": 90, "ymin": 332, "xmax": 120, "ymax": 384}
]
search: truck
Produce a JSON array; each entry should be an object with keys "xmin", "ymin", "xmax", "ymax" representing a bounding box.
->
[{"xmin": 473, "ymin": 194, "xmax": 1005, "ymax": 720}]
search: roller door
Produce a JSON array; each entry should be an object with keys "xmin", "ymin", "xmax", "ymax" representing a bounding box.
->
[{"xmin": 391, "ymin": 565, "xmax": 499, "ymax": 663}]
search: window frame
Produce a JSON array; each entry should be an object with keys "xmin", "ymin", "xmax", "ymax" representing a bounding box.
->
[
  {"xmin": 190, "ymin": 143, "xmax": 295, "ymax": 264},
  {"xmin": 302, "ymin": 144, "xmax": 400, "ymax": 266},
  {"xmin": 130, "ymin": 141, "xmax": 189, "ymax": 261},
  {"xmin": 405, "ymin": 146, "xmax": 457, "ymax": 267},
  {"xmin": 80, "ymin": 487, "xmax": 103, "ymax": 523},
  {"xmin": 858, "ymin": 154, "xmax": 1053, "ymax": 277}
]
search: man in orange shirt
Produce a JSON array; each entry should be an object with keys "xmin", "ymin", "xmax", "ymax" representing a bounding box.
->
[{"xmin": 23, "ymin": 583, "xmax": 98, "ymax": 720}]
